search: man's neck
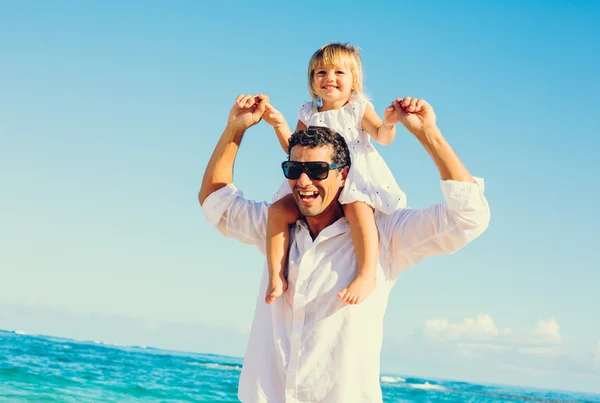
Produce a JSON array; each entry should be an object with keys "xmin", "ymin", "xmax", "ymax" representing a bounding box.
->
[{"xmin": 305, "ymin": 202, "xmax": 345, "ymax": 240}]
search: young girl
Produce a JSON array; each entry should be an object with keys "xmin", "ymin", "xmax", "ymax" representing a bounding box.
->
[{"xmin": 262, "ymin": 43, "xmax": 407, "ymax": 305}]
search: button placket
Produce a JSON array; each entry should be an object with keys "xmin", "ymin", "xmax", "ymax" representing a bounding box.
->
[{"xmin": 285, "ymin": 229, "xmax": 314, "ymax": 399}]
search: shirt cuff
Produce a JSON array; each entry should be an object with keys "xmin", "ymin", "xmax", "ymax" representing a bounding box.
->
[
  {"xmin": 440, "ymin": 177, "xmax": 486, "ymax": 212},
  {"xmin": 201, "ymin": 184, "xmax": 243, "ymax": 227}
]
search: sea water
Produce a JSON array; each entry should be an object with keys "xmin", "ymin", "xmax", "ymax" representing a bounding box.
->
[{"xmin": 1, "ymin": 330, "xmax": 598, "ymax": 402}]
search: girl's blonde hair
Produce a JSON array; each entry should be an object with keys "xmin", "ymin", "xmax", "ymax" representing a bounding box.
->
[{"xmin": 307, "ymin": 42, "xmax": 364, "ymax": 102}]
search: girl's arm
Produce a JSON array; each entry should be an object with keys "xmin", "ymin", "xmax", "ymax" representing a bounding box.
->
[
  {"xmin": 273, "ymin": 123, "xmax": 293, "ymax": 153},
  {"xmin": 276, "ymin": 120, "xmax": 306, "ymax": 153},
  {"xmin": 264, "ymin": 104, "xmax": 306, "ymax": 154},
  {"xmin": 361, "ymin": 103, "xmax": 396, "ymax": 146}
]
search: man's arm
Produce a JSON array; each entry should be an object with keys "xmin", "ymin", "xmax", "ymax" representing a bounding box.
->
[
  {"xmin": 199, "ymin": 94, "xmax": 268, "ymax": 205},
  {"xmin": 198, "ymin": 94, "xmax": 271, "ymax": 250},
  {"xmin": 198, "ymin": 124, "xmax": 244, "ymax": 205},
  {"xmin": 382, "ymin": 97, "xmax": 489, "ymax": 278},
  {"xmin": 389, "ymin": 96, "xmax": 473, "ymax": 183}
]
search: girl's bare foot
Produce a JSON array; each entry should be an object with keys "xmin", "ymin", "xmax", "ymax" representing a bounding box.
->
[
  {"xmin": 265, "ymin": 273, "xmax": 288, "ymax": 304},
  {"xmin": 337, "ymin": 273, "xmax": 376, "ymax": 305}
]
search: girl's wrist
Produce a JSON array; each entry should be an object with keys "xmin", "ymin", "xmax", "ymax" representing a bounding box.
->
[
  {"xmin": 381, "ymin": 119, "xmax": 396, "ymax": 129},
  {"xmin": 272, "ymin": 120, "xmax": 288, "ymax": 130}
]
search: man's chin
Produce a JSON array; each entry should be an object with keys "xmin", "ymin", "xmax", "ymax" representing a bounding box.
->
[
  {"xmin": 298, "ymin": 206, "xmax": 320, "ymax": 217},
  {"xmin": 295, "ymin": 201, "xmax": 322, "ymax": 217}
]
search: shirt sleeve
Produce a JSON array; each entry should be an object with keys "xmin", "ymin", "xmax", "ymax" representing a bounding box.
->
[
  {"xmin": 201, "ymin": 184, "xmax": 269, "ymax": 253},
  {"xmin": 380, "ymin": 177, "xmax": 490, "ymax": 280}
]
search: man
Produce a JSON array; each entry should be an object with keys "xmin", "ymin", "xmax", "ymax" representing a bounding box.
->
[{"xmin": 199, "ymin": 94, "xmax": 490, "ymax": 402}]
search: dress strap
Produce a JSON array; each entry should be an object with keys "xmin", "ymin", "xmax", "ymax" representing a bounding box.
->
[
  {"xmin": 348, "ymin": 93, "xmax": 372, "ymax": 122},
  {"xmin": 297, "ymin": 102, "xmax": 315, "ymax": 125}
]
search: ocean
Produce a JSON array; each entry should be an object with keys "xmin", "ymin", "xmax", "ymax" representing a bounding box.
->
[{"xmin": 1, "ymin": 330, "xmax": 598, "ymax": 402}]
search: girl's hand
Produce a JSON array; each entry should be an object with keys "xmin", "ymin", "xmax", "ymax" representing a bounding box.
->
[
  {"xmin": 385, "ymin": 97, "xmax": 437, "ymax": 137},
  {"xmin": 383, "ymin": 102, "xmax": 400, "ymax": 126},
  {"xmin": 263, "ymin": 103, "xmax": 288, "ymax": 129}
]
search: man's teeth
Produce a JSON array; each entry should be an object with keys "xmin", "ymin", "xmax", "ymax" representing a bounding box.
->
[{"xmin": 299, "ymin": 191, "xmax": 318, "ymax": 197}]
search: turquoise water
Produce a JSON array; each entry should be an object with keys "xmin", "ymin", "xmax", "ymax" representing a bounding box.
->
[{"xmin": 1, "ymin": 330, "xmax": 599, "ymax": 402}]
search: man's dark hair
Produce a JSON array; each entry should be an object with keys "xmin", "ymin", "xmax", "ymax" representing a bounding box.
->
[{"xmin": 288, "ymin": 126, "xmax": 351, "ymax": 167}]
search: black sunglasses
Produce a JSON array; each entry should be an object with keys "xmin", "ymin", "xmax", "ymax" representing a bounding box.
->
[{"xmin": 281, "ymin": 161, "xmax": 346, "ymax": 180}]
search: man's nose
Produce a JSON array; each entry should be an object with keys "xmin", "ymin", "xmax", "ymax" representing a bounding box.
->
[{"xmin": 297, "ymin": 172, "xmax": 313, "ymax": 187}]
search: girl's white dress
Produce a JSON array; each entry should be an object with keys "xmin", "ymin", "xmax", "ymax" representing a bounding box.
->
[{"xmin": 273, "ymin": 94, "xmax": 406, "ymax": 214}]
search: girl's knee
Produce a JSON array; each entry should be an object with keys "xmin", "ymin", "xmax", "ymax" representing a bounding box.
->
[
  {"xmin": 270, "ymin": 196, "xmax": 301, "ymax": 222},
  {"xmin": 343, "ymin": 201, "xmax": 375, "ymax": 217}
]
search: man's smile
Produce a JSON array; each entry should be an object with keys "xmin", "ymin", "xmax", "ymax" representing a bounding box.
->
[{"xmin": 297, "ymin": 189, "xmax": 320, "ymax": 205}]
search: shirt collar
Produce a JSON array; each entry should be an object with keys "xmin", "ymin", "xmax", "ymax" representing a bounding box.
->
[{"xmin": 295, "ymin": 217, "xmax": 351, "ymax": 243}]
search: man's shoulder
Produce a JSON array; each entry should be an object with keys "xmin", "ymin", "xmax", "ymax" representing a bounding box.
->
[
  {"xmin": 374, "ymin": 207, "xmax": 421, "ymax": 247},
  {"xmin": 375, "ymin": 208, "xmax": 409, "ymax": 225},
  {"xmin": 202, "ymin": 184, "xmax": 270, "ymax": 227}
]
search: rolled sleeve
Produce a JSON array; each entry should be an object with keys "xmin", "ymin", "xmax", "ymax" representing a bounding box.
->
[
  {"xmin": 441, "ymin": 177, "xmax": 487, "ymax": 215},
  {"xmin": 201, "ymin": 184, "xmax": 269, "ymax": 249},
  {"xmin": 382, "ymin": 177, "xmax": 490, "ymax": 280},
  {"xmin": 202, "ymin": 184, "xmax": 241, "ymax": 227}
]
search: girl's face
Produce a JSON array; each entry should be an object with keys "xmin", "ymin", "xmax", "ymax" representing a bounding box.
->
[{"xmin": 312, "ymin": 63, "xmax": 353, "ymax": 105}]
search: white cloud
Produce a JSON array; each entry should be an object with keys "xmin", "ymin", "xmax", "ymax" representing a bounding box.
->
[
  {"xmin": 424, "ymin": 314, "xmax": 500, "ymax": 341},
  {"xmin": 457, "ymin": 342, "xmax": 513, "ymax": 353},
  {"xmin": 422, "ymin": 315, "xmax": 563, "ymax": 347},
  {"xmin": 232, "ymin": 323, "xmax": 251, "ymax": 334},
  {"xmin": 517, "ymin": 346, "xmax": 562, "ymax": 357},
  {"xmin": 382, "ymin": 314, "xmax": 600, "ymax": 394},
  {"xmin": 532, "ymin": 318, "xmax": 561, "ymax": 342},
  {"xmin": 383, "ymin": 315, "xmax": 600, "ymax": 395}
]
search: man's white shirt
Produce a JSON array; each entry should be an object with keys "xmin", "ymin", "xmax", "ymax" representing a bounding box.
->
[{"xmin": 202, "ymin": 178, "xmax": 490, "ymax": 403}]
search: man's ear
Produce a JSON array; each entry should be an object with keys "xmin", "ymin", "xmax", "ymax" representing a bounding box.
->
[{"xmin": 339, "ymin": 166, "xmax": 350, "ymax": 186}]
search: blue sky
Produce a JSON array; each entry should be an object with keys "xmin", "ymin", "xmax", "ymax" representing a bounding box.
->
[{"xmin": 1, "ymin": 0, "xmax": 599, "ymax": 394}]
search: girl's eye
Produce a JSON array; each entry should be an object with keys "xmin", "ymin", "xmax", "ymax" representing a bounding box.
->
[{"xmin": 336, "ymin": 71, "xmax": 345, "ymax": 74}]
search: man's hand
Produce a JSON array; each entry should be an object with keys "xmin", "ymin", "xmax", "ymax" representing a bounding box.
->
[
  {"xmin": 384, "ymin": 97, "xmax": 437, "ymax": 137},
  {"xmin": 263, "ymin": 102, "xmax": 287, "ymax": 129},
  {"xmin": 228, "ymin": 94, "xmax": 269, "ymax": 131}
]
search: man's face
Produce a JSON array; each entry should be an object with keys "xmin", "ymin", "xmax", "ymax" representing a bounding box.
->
[{"xmin": 288, "ymin": 145, "xmax": 347, "ymax": 217}]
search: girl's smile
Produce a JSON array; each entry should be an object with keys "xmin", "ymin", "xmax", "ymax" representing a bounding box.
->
[{"xmin": 312, "ymin": 64, "xmax": 353, "ymax": 109}]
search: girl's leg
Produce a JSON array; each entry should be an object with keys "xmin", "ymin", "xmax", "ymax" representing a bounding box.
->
[
  {"xmin": 265, "ymin": 194, "xmax": 301, "ymax": 304},
  {"xmin": 338, "ymin": 201, "xmax": 378, "ymax": 304}
]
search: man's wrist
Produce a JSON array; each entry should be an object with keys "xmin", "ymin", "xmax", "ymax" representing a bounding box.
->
[
  {"xmin": 225, "ymin": 123, "xmax": 248, "ymax": 137},
  {"xmin": 413, "ymin": 126, "xmax": 441, "ymax": 141}
]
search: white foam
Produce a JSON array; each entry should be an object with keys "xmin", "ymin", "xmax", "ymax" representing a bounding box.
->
[
  {"xmin": 408, "ymin": 381, "xmax": 447, "ymax": 391},
  {"xmin": 90, "ymin": 340, "xmax": 140, "ymax": 348},
  {"xmin": 188, "ymin": 362, "xmax": 241, "ymax": 371},
  {"xmin": 381, "ymin": 376, "xmax": 406, "ymax": 383},
  {"xmin": 15, "ymin": 330, "xmax": 28, "ymax": 335}
]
